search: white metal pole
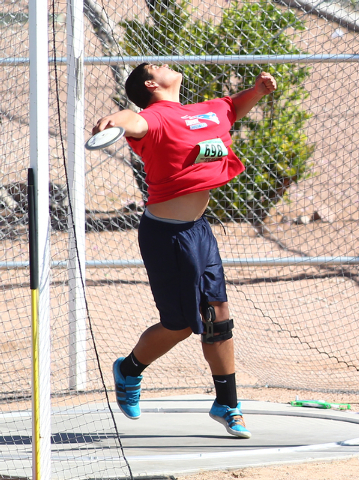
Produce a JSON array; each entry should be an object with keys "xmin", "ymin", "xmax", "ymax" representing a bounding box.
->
[
  {"xmin": 29, "ymin": 0, "xmax": 51, "ymax": 477},
  {"xmin": 67, "ymin": 0, "xmax": 86, "ymax": 390}
]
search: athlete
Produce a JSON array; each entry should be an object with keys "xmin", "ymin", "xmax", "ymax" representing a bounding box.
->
[{"xmin": 92, "ymin": 63, "xmax": 277, "ymax": 438}]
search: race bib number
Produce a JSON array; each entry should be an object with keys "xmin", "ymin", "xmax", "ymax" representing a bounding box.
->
[{"xmin": 194, "ymin": 139, "xmax": 228, "ymax": 164}]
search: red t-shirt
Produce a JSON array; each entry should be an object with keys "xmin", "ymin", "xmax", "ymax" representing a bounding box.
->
[{"xmin": 126, "ymin": 97, "xmax": 245, "ymax": 205}]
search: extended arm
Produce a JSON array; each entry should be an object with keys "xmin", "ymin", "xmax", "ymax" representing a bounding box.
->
[
  {"xmin": 231, "ymin": 72, "xmax": 277, "ymax": 121},
  {"xmin": 92, "ymin": 109, "xmax": 148, "ymax": 138}
]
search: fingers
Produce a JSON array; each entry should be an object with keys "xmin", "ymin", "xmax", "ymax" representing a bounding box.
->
[
  {"xmin": 92, "ymin": 118, "xmax": 115, "ymax": 136},
  {"xmin": 257, "ymin": 71, "xmax": 277, "ymax": 94}
]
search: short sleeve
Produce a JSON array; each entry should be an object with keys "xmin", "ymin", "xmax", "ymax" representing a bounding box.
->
[
  {"xmin": 220, "ymin": 96, "xmax": 237, "ymax": 125},
  {"xmin": 138, "ymin": 108, "xmax": 162, "ymax": 132},
  {"xmin": 126, "ymin": 108, "xmax": 162, "ymax": 156}
]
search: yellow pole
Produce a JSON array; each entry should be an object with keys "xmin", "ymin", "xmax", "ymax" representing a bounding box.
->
[
  {"xmin": 29, "ymin": 168, "xmax": 41, "ymax": 480},
  {"xmin": 31, "ymin": 288, "xmax": 41, "ymax": 480}
]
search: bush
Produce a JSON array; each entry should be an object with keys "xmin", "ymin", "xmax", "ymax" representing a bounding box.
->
[{"xmin": 121, "ymin": 0, "xmax": 315, "ymax": 223}]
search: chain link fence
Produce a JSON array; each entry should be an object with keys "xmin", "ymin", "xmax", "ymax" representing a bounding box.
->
[
  {"xmin": 2, "ymin": 0, "xmax": 359, "ymax": 477},
  {"xmin": 1, "ymin": 0, "xmax": 359, "ymax": 429}
]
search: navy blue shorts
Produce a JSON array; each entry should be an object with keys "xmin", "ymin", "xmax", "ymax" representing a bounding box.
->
[{"xmin": 138, "ymin": 213, "xmax": 227, "ymax": 334}]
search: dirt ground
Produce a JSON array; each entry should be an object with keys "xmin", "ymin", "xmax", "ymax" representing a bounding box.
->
[{"xmin": 175, "ymin": 456, "xmax": 359, "ymax": 480}]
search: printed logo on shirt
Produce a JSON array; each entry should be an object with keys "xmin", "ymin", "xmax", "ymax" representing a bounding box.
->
[
  {"xmin": 183, "ymin": 118, "xmax": 208, "ymax": 130},
  {"xmin": 185, "ymin": 118, "xmax": 201, "ymax": 126},
  {"xmin": 182, "ymin": 111, "xmax": 220, "ymax": 127},
  {"xmin": 189, "ymin": 122, "xmax": 208, "ymax": 130}
]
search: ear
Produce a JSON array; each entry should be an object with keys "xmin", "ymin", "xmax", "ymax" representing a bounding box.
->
[{"xmin": 144, "ymin": 80, "xmax": 159, "ymax": 91}]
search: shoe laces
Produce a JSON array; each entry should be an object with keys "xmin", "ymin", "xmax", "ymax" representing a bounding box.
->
[
  {"xmin": 230, "ymin": 414, "xmax": 246, "ymax": 428},
  {"xmin": 227, "ymin": 407, "xmax": 246, "ymax": 428},
  {"xmin": 125, "ymin": 385, "xmax": 141, "ymax": 406}
]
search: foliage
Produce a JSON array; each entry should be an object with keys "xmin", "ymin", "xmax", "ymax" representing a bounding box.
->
[{"xmin": 120, "ymin": 0, "xmax": 315, "ymax": 222}]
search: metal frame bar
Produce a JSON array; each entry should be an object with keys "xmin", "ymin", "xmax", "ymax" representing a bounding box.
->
[
  {"xmin": 2, "ymin": 257, "xmax": 359, "ymax": 270},
  {"xmin": 67, "ymin": 0, "xmax": 87, "ymax": 392},
  {"xmin": 2, "ymin": 54, "xmax": 359, "ymax": 65}
]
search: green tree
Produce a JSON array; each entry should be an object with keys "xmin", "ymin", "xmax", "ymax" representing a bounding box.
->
[{"xmin": 120, "ymin": 0, "xmax": 314, "ymax": 223}]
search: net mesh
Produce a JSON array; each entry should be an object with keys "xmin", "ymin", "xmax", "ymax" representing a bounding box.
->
[{"xmin": 2, "ymin": 0, "xmax": 359, "ymax": 477}]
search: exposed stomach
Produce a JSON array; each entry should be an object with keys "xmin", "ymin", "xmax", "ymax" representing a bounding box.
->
[{"xmin": 146, "ymin": 190, "xmax": 210, "ymax": 221}]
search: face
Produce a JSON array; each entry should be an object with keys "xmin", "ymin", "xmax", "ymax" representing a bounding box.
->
[{"xmin": 145, "ymin": 64, "xmax": 182, "ymax": 89}]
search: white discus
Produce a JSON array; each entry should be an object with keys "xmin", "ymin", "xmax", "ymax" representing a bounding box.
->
[{"xmin": 85, "ymin": 126, "xmax": 125, "ymax": 150}]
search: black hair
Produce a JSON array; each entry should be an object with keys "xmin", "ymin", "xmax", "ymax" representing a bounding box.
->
[{"xmin": 125, "ymin": 63, "xmax": 154, "ymax": 109}]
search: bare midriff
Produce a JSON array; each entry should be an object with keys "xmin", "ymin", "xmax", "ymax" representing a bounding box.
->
[{"xmin": 147, "ymin": 190, "xmax": 210, "ymax": 221}]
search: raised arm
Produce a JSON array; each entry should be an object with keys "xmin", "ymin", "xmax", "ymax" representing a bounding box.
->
[
  {"xmin": 92, "ymin": 109, "xmax": 149, "ymax": 138},
  {"xmin": 231, "ymin": 72, "xmax": 277, "ymax": 121}
]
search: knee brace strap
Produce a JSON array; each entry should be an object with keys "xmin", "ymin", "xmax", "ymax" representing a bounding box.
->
[{"xmin": 201, "ymin": 305, "xmax": 234, "ymax": 344}]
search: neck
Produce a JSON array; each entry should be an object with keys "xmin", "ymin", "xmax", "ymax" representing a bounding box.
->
[{"xmin": 150, "ymin": 91, "xmax": 180, "ymax": 105}]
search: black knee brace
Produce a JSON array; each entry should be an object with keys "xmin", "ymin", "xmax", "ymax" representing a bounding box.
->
[{"xmin": 201, "ymin": 304, "xmax": 234, "ymax": 345}]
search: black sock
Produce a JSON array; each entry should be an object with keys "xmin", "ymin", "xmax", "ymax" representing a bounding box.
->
[
  {"xmin": 212, "ymin": 373, "xmax": 237, "ymax": 408},
  {"xmin": 120, "ymin": 351, "xmax": 148, "ymax": 378}
]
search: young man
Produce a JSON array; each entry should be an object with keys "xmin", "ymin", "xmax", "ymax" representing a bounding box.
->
[{"xmin": 92, "ymin": 63, "xmax": 276, "ymax": 438}]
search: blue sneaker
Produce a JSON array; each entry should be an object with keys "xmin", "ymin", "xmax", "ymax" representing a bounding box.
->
[
  {"xmin": 209, "ymin": 400, "xmax": 251, "ymax": 438},
  {"xmin": 113, "ymin": 357, "xmax": 142, "ymax": 420}
]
